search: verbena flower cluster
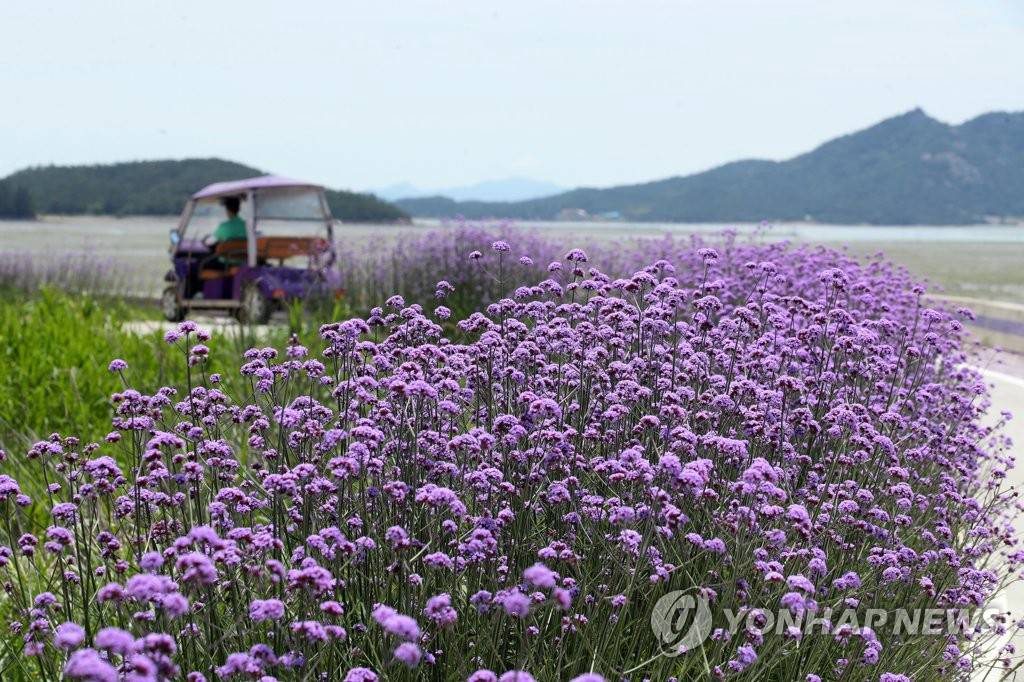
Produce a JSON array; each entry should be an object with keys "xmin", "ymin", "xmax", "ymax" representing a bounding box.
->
[
  {"xmin": 335, "ymin": 220, "xmax": 751, "ymax": 323},
  {"xmin": 335, "ymin": 221, "xmax": 565, "ymax": 316},
  {"xmin": 1, "ymin": 235, "xmax": 1020, "ymax": 681}
]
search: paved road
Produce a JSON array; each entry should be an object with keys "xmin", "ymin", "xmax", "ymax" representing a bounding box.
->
[{"xmin": 971, "ymin": 365, "xmax": 1024, "ymax": 680}]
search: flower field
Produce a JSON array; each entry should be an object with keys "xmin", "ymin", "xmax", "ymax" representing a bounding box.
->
[
  {"xmin": 0, "ymin": 249, "xmax": 136, "ymax": 297},
  {"xmin": 0, "ymin": 228, "xmax": 1021, "ymax": 681}
]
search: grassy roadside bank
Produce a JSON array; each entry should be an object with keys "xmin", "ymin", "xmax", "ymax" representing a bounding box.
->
[{"xmin": 0, "ymin": 289, "xmax": 172, "ymax": 450}]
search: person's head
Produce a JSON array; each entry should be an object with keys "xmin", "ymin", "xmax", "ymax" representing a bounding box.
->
[{"xmin": 222, "ymin": 196, "xmax": 241, "ymax": 216}]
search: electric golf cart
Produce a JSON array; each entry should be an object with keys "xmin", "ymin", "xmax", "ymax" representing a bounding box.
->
[{"xmin": 162, "ymin": 176, "xmax": 338, "ymax": 323}]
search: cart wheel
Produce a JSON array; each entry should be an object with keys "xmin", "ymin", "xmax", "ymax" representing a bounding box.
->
[
  {"xmin": 161, "ymin": 286, "xmax": 185, "ymax": 322},
  {"xmin": 238, "ymin": 284, "xmax": 271, "ymax": 324}
]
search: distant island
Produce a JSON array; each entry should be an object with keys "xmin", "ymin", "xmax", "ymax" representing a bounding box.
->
[
  {"xmin": 397, "ymin": 109, "xmax": 1024, "ymax": 225},
  {"xmin": 0, "ymin": 159, "xmax": 407, "ymax": 223}
]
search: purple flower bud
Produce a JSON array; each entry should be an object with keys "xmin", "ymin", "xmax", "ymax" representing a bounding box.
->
[
  {"xmin": 64, "ymin": 649, "xmax": 118, "ymax": 682},
  {"xmin": 54, "ymin": 622, "xmax": 85, "ymax": 649},
  {"xmin": 344, "ymin": 668, "xmax": 378, "ymax": 682},
  {"xmin": 393, "ymin": 642, "xmax": 421, "ymax": 667}
]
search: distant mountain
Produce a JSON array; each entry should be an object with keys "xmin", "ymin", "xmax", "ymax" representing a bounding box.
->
[
  {"xmin": 439, "ymin": 177, "xmax": 564, "ymax": 202},
  {"xmin": 3, "ymin": 158, "xmax": 407, "ymax": 223},
  {"xmin": 377, "ymin": 177, "xmax": 564, "ymax": 202},
  {"xmin": 397, "ymin": 110, "xmax": 1024, "ymax": 225},
  {"xmin": 375, "ymin": 182, "xmax": 423, "ymax": 201}
]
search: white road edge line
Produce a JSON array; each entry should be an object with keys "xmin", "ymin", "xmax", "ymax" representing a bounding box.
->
[{"xmin": 967, "ymin": 365, "xmax": 1024, "ymax": 390}]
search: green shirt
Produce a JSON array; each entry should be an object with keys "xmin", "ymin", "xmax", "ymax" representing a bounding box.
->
[{"xmin": 213, "ymin": 215, "xmax": 247, "ymax": 242}]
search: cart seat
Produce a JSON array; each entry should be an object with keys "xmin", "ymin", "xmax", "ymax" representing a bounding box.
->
[
  {"xmin": 212, "ymin": 237, "xmax": 330, "ymax": 262},
  {"xmin": 257, "ymin": 236, "xmax": 331, "ymax": 259},
  {"xmin": 198, "ymin": 266, "xmax": 240, "ymax": 280},
  {"xmin": 213, "ymin": 240, "xmax": 249, "ymax": 261}
]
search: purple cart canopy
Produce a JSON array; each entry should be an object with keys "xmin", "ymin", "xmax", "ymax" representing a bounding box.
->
[{"xmin": 192, "ymin": 175, "xmax": 322, "ymax": 201}]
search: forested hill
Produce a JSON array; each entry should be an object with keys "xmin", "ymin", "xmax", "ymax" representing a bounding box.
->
[
  {"xmin": 397, "ymin": 110, "xmax": 1024, "ymax": 225},
  {"xmin": 0, "ymin": 181, "xmax": 34, "ymax": 219},
  {"xmin": 1, "ymin": 158, "xmax": 407, "ymax": 222}
]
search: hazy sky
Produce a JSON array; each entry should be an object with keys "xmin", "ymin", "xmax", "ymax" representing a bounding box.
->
[{"xmin": 2, "ymin": 1, "xmax": 1022, "ymax": 192}]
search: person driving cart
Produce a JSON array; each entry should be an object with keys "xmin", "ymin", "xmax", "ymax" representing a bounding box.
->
[
  {"xmin": 211, "ymin": 196, "xmax": 246, "ymax": 242},
  {"xmin": 203, "ymin": 196, "xmax": 246, "ymax": 267}
]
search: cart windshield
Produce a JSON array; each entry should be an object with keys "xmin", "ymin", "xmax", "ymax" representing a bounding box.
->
[{"xmin": 181, "ymin": 196, "xmax": 252, "ymax": 244}]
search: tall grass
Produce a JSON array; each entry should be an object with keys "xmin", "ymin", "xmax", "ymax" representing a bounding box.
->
[
  {"xmin": 0, "ymin": 287, "xmax": 334, "ymax": 453},
  {"xmin": 0, "ymin": 289, "xmax": 172, "ymax": 449}
]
